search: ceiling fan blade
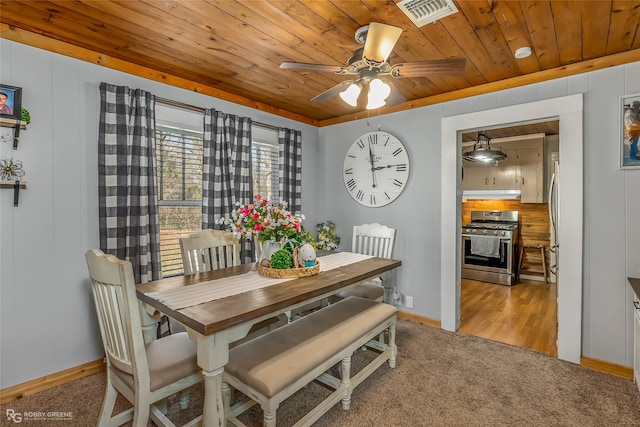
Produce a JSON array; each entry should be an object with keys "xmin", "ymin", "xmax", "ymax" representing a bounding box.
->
[
  {"xmin": 311, "ymin": 80, "xmax": 355, "ymax": 102},
  {"xmin": 362, "ymin": 22, "xmax": 403, "ymax": 63},
  {"xmin": 382, "ymin": 79, "xmax": 407, "ymax": 107},
  {"xmin": 280, "ymin": 62, "xmax": 344, "ymax": 73},
  {"xmin": 390, "ymin": 58, "xmax": 467, "ymax": 78}
]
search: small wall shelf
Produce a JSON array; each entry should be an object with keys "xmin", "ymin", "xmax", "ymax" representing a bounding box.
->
[
  {"xmin": 0, "ymin": 117, "xmax": 27, "ymax": 130},
  {"xmin": 0, "ymin": 181, "xmax": 27, "ymax": 206}
]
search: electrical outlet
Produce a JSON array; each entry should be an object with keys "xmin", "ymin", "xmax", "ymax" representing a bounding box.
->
[{"xmin": 405, "ymin": 295, "xmax": 414, "ymax": 309}]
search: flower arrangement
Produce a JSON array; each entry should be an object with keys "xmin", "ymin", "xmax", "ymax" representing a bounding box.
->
[
  {"xmin": 226, "ymin": 195, "xmax": 304, "ymax": 244},
  {"xmin": 316, "ymin": 221, "xmax": 340, "ymax": 251}
]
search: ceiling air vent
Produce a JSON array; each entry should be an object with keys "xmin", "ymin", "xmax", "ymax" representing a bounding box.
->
[{"xmin": 396, "ymin": 0, "xmax": 459, "ymax": 27}]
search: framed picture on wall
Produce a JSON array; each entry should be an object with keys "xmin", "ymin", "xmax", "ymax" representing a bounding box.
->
[
  {"xmin": 0, "ymin": 84, "xmax": 22, "ymax": 121},
  {"xmin": 620, "ymin": 92, "xmax": 640, "ymax": 169}
]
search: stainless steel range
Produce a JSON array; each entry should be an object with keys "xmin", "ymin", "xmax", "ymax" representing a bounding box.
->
[{"xmin": 461, "ymin": 210, "xmax": 519, "ymax": 286}]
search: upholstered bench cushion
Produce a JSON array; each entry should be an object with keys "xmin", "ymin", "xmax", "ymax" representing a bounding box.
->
[
  {"xmin": 111, "ymin": 332, "xmax": 199, "ymax": 392},
  {"xmin": 334, "ymin": 282, "xmax": 384, "ymax": 300},
  {"xmin": 225, "ymin": 296, "xmax": 397, "ymax": 398}
]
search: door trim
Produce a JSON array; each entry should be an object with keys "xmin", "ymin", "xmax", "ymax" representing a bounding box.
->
[{"xmin": 440, "ymin": 94, "xmax": 583, "ymax": 364}]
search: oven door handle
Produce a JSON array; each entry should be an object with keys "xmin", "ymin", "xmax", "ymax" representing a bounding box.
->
[{"xmin": 462, "ymin": 234, "xmax": 509, "ymax": 240}]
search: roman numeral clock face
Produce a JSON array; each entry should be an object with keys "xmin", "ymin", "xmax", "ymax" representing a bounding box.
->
[{"xmin": 343, "ymin": 131, "xmax": 410, "ymax": 207}]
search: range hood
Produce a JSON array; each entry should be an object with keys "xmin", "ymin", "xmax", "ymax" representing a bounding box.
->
[{"xmin": 462, "ymin": 190, "xmax": 521, "ymax": 200}]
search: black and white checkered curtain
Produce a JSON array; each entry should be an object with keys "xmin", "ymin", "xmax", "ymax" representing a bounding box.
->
[
  {"xmin": 278, "ymin": 128, "xmax": 302, "ymax": 214},
  {"xmin": 202, "ymin": 109, "xmax": 254, "ymax": 262},
  {"xmin": 98, "ymin": 82, "xmax": 161, "ymax": 284}
]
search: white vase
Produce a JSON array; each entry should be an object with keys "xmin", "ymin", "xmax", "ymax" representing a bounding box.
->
[{"xmin": 256, "ymin": 239, "xmax": 283, "ymax": 262}]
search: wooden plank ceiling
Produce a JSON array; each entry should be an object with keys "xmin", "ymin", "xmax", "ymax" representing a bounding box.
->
[{"xmin": 1, "ymin": 0, "xmax": 639, "ymax": 126}]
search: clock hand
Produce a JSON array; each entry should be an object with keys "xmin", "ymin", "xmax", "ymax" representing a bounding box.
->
[
  {"xmin": 368, "ymin": 142, "xmax": 377, "ymax": 188},
  {"xmin": 372, "ymin": 164, "xmax": 402, "ymax": 171}
]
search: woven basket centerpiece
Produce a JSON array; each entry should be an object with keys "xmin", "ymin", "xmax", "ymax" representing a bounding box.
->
[{"xmin": 257, "ymin": 259, "xmax": 320, "ymax": 278}]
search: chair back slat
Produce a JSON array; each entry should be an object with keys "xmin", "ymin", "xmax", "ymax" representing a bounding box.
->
[
  {"xmin": 85, "ymin": 249, "xmax": 149, "ymax": 379},
  {"xmin": 180, "ymin": 230, "xmax": 241, "ymax": 275},
  {"xmin": 352, "ymin": 223, "xmax": 396, "ymax": 259},
  {"xmin": 95, "ymin": 281, "xmax": 135, "ymax": 372}
]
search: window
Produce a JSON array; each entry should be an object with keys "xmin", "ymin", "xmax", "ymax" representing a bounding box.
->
[
  {"xmin": 252, "ymin": 140, "xmax": 279, "ymax": 202},
  {"xmin": 156, "ymin": 125, "xmax": 203, "ymax": 277},
  {"xmin": 155, "ymin": 104, "xmax": 279, "ymax": 277}
]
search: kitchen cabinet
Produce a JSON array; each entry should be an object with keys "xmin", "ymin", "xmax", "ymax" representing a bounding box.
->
[
  {"xmin": 493, "ymin": 148, "xmax": 518, "ymax": 189},
  {"xmin": 462, "ymin": 138, "xmax": 543, "ymax": 203},
  {"xmin": 462, "ymin": 149, "xmax": 516, "ymax": 190},
  {"xmin": 516, "ymin": 146, "xmax": 544, "ymax": 203}
]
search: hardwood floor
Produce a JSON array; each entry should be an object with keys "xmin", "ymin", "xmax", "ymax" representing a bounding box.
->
[{"xmin": 459, "ymin": 278, "xmax": 558, "ymax": 357}]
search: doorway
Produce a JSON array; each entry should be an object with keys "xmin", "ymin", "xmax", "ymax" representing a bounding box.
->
[
  {"xmin": 440, "ymin": 94, "xmax": 584, "ymax": 364},
  {"xmin": 458, "ymin": 122, "xmax": 559, "ymax": 356}
]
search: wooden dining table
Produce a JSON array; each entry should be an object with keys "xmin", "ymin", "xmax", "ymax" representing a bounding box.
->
[{"xmin": 136, "ymin": 252, "xmax": 401, "ymax": 427}]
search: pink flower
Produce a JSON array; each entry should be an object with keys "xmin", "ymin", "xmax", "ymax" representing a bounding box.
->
[
  {"xmin": 254, "ymin": 224, "xmax": 263, "ymax": 231},
  {"xmin": 254, "ymin": 195, "xmax": 261, "ymax": 201}
]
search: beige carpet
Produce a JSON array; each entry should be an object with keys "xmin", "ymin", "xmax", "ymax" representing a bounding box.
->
[{"xmin": 2, "ymin": 319, "xmax": 640, "ymax": 426}]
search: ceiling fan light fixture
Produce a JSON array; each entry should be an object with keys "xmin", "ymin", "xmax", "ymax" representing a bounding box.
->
[
  {"xmin": 366, "ymin": 97, "xmax": 386, "ymax": 110},
  {"xmin": 366, "ymin": 78, "xmax": 391, "ymax": 109},
  {"xmin": 462, "ymin": 133, "xmax": 507, "ymax": 163},
  {"xmin": 361, "ymin": 23, "xmax": 403, "ymax": 63},
  {"xmin": 339, "ymin": 83, "xmax": 362, "ymax": 107}
]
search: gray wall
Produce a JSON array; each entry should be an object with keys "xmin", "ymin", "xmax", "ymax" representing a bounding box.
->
[
  {"xmin": 317, "ymin": 63, "xmax": 640, "ymax": 367},
  {"xmin": 0, "ymin": 40, "xmax": 319, "ymax": 388},
  {"xmin": 2, "ymin": 37, "xmax": 639, "ymax": 388}
]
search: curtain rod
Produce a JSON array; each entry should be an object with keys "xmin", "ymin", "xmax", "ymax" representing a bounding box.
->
[{"xmin": 156, "ymin": 96, "xmax": 280, "ymax": 132}]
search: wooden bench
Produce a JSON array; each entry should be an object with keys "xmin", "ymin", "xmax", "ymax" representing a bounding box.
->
[{"xmin": 222, "ymin": 296, "xmax": 398, "ymax": 427}]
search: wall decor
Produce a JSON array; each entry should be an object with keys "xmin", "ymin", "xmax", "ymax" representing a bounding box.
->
[
  {"xmin": 0, "ymin": 158, "xmax": 25, "ymax": 181},
  {"xmin": 0, "ymin": 157, "xmax": 26, "ymax": 206},
  {"xmin": 343, "ymin": 130, "xmax": 410, "ymax": 207},
  {"xmin": 620, "ymin": 92, "xmax": 640, "ymax": 169},
  {"xmin": 0, "ymin": 84, "xmax": 22, "ymax": 121}
]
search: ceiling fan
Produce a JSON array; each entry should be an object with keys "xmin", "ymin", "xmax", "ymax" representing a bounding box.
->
[{"xmin": 280, "ymin": 22, "xmax": 466, "ymax": 109}]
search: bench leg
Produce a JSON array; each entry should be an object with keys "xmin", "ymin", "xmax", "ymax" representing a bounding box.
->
[
  {"xmin": 222, "ymin": 381, "xmax": 231, "ymax": 413},
  {"xmin": 264, "ymin": 410, "xmax": 277, "ymax": 427},
  {"xmin": 388, "ymin": 324, "xmax": 397, "ymax": 368},
  {"xmin": 340, "ymin": 356, "xmax": 352, "ymax": 410}
]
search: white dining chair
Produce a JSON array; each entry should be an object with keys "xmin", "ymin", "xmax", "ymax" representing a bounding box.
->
[
  {"xmin": 180, "ymin": 229, "xmax": 240, "ymax": 274},
  {"xmin": 177, "ymin": 229, "xmax": 286, "ymax": 336},
  {"xmin": 85, "ymin": 249, "xmax": 202, "ymax": 427},
  {"xmin": 332, "ymin": 223, "xmax": 397, "ymax": 302}
]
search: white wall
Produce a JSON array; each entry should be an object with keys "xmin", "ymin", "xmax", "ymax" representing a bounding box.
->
[
  {"xmin": 318, "ymin": 62, "xmax": 640, "ymax": 367},
  {"xmin": 2, "ymin": 36, "xmax": 639, "ymax": 388},
  {"xmin": 0, "ymin": 40, "xmax": 319, "ymax": 388}
]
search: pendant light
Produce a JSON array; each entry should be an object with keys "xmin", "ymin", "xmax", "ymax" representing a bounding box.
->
[{"xmin": 462, "ymin": 132, "xmax": 507, "ymax": 163}]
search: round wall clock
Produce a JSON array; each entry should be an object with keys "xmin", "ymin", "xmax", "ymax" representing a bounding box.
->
[{"xmin": 343, "ymin": 130, "xmax": 410, "ymax": 207}]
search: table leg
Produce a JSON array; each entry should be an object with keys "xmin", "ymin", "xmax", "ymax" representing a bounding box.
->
[
  {"xmin": 380, "ymin": 268, "xmax": 398, "ymax": 304},
  {"xmin": 195, "ymin": 324, "xmax": 252, "ymax": 426},
  {"xmin": 202, "ymin": 367, "xmax": 225, "ymax": 426},
  {"xmin": 197, "ymin": 334, "xmax": 229, "ymax": 427}
]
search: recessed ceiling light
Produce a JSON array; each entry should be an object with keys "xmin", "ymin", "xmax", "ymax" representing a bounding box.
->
[{"xmin": 515, "ymin": 46, "xmax": 532, "ymax": 59}]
